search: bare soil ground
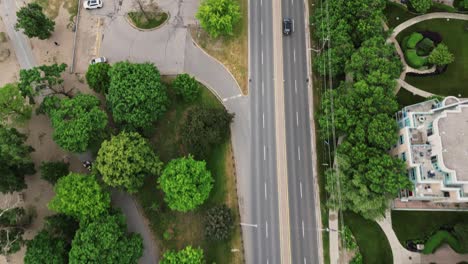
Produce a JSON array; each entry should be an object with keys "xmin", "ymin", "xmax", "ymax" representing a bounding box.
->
[{"xmin": 0, "ymin": 18, "xmax": 20, "ymax": 86}]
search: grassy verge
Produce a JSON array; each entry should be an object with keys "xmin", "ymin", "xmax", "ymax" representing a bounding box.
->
[
  {"xmin": 127, "ymin": 11, "xmax": 168, "ymax": 30},
  {"xmin": 396, "ymin": 88, "xmax": 426, "ymax": 108},
  {"xmin": 384, "ymin": 2, "xmax": 457, "ymax": 29},
  {"xmin": 396, "ymin": 19, "xmax": 468, "ymax": 97},
  {"xmin": 137, "ymin": 79, "xmax": 243, "ymax": 263},
  {"xmin": 344, "ymin": 211, "xmax": 393, "ymax": 264},
  {"xmin": 35, "ymin": 0, "xmax": 78, "ymax": 21},
  {"xmin": 190, "ymin": 0, "xmax": 248, "ymax": 95},
  {"xmin": 392, "ymin": 210, "xmax": 468, "ymax": 245}
]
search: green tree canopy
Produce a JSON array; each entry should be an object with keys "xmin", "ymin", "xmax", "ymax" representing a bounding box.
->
[
  {"xmin": 409, "ymin": 0, "xmax": 433, "ymax": 13},
  {"xmin": 24, "ymin": 230, "xmax": 68, "ymax": 264},
  {"xmin": 18, "ymin": 63, "xmax": 68, "ymax": 103},
  {"xmin": 95, "ymin": 131, "xmax": 162, "ymax": 193},
  {"xmin": 428, "ymin": 43, "xmax": 455, "ymax": 66},
  {"xmin": 204, "ymin": 205, "xmax": 234, "ymax": 241},
  {"xmin": 172, "ymin": 73, "xmax": 200, "ymax": 102},
  {"xmin": 0, "ymin": 83, "xmax": 32, "ymax": 125},
  {"xmin": 108, "ymin": 62, "xmax": 168, "ymax": 130},
  {"xmin": 15, "ymin": 3, "xmax": 55, "ymax": 39},
  {"xmin": 181, "ymin": 106, "xmax": 233, "ymax": 159},
  {"xmin": 86, "ymin": 63, "xmax": 111, "ymax": 93},
  {"xmin": 159, "ymin": 156, "xmax": 213, "ymax": 212},
  {"xmin": 39, "ymin": 161, "xmax": 70, "ymax": 184},
  {"xmin": 196, "ymin": 0, "xmax": 241, "ymax": 38},
  {"xmin": 48, "ymin": 173, "xmax": 110, "ymax": 221},
  {"xmin": 160, "ymin": 246, "xmax": 205, "ymax": 264},
  {"xmin": 0, "ymin": 126, "xmax": 35, "ymax": 193},
  {"xmin": 41, "ymin": 94, "xmax": 108, "ymax": 153},
  {"xmin": 68, "ymin": 213, "xmax": 143, "ymax": 264}
]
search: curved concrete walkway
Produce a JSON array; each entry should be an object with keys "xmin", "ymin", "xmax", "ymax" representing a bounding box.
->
[{"xmin": 397, "ymin": 79, "xmax": 435, "ymax": 98}]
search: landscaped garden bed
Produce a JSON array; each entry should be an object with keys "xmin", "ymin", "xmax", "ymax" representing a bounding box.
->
[{"xmin": 127, "ymin": 11, "xmax": 168, "ymax": 30}]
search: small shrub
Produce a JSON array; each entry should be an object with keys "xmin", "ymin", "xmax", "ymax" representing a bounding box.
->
[
  {"xmin": 407, "ymin": 32, "xmax": 424, "ymax": 49},
  {"xmin": 343, "ymin": 226, "xmax": 358, "ymax": 250},
  {"xmin": 405, "ymin": 49, "xmax": 427, "ymax": 68},
  {"xmin": 416, "ymin": 38, "xmax": 434, "ymax": 56},
  {"xmin": 350, "ymin": 252, "xmax": 363, "ymax": 264},
  {"xmin": 204, "ymin": 205, "xmax": 234, "ymax": 241},
  {"xmin": 172, "ymin": 73, "xmax": 200, "ymax": 102},
  {"xmin": 40, "ymin": 161, "xmax": 70, "ymax": 184},
  {"xmin": 422, "ymin": 230, "xmax": 462, "ymax": 254}
]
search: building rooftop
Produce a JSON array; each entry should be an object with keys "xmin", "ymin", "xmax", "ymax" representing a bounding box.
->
[{"xmin": 438, "ymin": 107, "xmax": 468, "ymax": 181}]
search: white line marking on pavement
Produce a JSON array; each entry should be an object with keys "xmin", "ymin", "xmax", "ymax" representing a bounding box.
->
[
  {"xmin": 264, "ymin": 145, "xmax": 266, "ymax": 161},
  {"xmin": 292, "ymin": 0, "xmax": 294, "ymax": 5},
  {"xmin": 240, "ymin": 223, "xmax": 258, "ymax": 228},
  {"xmin": 295, "ymin": 80, "xmax": 297, "ymax": 94},
  {"xmin": 222, "ymin": 94, "xmax": 242, "ymax": 102},
  {"xmin": 302, "ymin": 220, "xmax": 305, "ymax": 238},
  {"xmin": 262, "ymin": 113, "xmax": 265, "ymax": 128},
  {"xmin": 261, "ymin": 22, "xmax": 263, "ymax": 35},
  {"xmin": 261, "ymin": 51, "xmax": 264, "ymax": 65},
  {"xmin": 294, "ymin": 49, "xmax": 296, "ymax": 62},
  {"xmin": 261, "ymin": 0, "xmax": 262, "ymax": 6},
  {"xmin": 304, "ymin": 257, "xmax": 307, "ymax": 264},
  {"xmin": 264, "ymin": 182, "xmax": 267, "ymax": 200},
  {"xmin": 266, "ymin": 221, "xmax": 269, "ymax": 238},
  {"xmin": 267, "ymin": 259, "xmax": 269, "ymax": 264},
  {"xmin": 262, "ymin": 81, "xmax": 264, "ymax": 96},
  {"xmin": 296, "ymin": 111, "xmax": 299, "ymax": 126},
  {"xmin": 300, "ymin": 181, "xmax": 303, "ymax": 198},
  {"xmin": 298, "ymin": 146, "xmax": 301, "ymax": 161}
]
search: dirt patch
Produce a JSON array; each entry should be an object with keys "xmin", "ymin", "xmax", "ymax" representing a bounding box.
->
[
  {"xmin": 36, "ymin": 0, "xmax": 78, "ymax": 21},
  {"xmin": 0, "ymin": 19, "xmax": 20, "ymax": 86}
]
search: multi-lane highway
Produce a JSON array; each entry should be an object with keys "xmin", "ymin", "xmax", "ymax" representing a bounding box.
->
[
  {"xmin": 246, "ymin": 0, "xmax": 319, "ymax": 263},
  {"xmin": 282, "ymin": 0, "xmax": 320, "ymax": 262}
]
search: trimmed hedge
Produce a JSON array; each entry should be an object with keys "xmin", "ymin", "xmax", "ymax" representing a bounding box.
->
[
  {"xmin": 402, "ymin": 36, "xmax": 410, "ymax": 51},
  {"xmin": 423, "ymin": 230, "xmax": 463, "ymax": 254},
  {"xmin": 407, "ymin": 32, "xmax": 424, "ymax": 49},
  {"xmin": 405, "ymin": 49, "xmax": 427, "ymax": 68},
  {"xmin": 416, "ymin": 37, "xmax": 434, "ymax": 56}
]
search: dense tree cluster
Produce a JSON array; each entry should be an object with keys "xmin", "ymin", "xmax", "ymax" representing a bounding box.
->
[
  {"xmin": 0, "ymin": 83, "xmax": 32, "ymax": 125},
  {"xmin": 196, "ymin": 0, "xmax": 241, "ymax": 38},
  {"xmin": 15, "ymin": 3, "xmax": 55, "ymax": 39},
  {"xmin": 409, "ymin": 0, "xmax": 433, "ymax": 13},
  {"xmin": 160, "ymin": 246, "xmax": 205, "ymax": 264},
  {"xmin": 18, "ymin": 63, "xmax": 68, "ymax": 103},
  {"xmin": 39, "ymin": 161, "xmax": 70, "ymax": 184},
  {"xmin": 315, "ymin": 0, "xmax": 411, "ymax": 219},
  {"xmin": 86, "ymin": 63, "xmax": 111, "ymax": 93}
]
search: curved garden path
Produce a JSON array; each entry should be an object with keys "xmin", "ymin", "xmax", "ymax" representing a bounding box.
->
[{"xmin": 387, "ymin": 12, "xmax": 468, "ymax": 97}]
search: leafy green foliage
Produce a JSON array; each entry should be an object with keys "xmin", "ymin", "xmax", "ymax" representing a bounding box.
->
[
  {"xmin": 428, "ymin": 43, "xmax": 455, "ymax": 66},
  {"xmin": 43, "ymin": 214, "xmax": 79, "ymax": 243},
  {"xmin": 108, "ymin": 62, "xmax": 168, "ymax": 130},
  {"xmin": 196, "ymin": 0, "xmax": 241, "ymax": 38},
  {"xmin": 0, "ymin": 126, "xmax": 35, "ymax": 193},
  {"xmin": 0, "ymin": 208, "xmax": 26, "ymax": 227},
  {"xmin": 86, "ymin": 63, "xmax": 111, "ymax": 93},
  {"xmin": 204, "ymin": 205, "xmax": 233, "ymax": 241},
  {"xmin": 42, "ymin": 94, "xmax": 108, "ymax": 153},
  {"xmin": 95, "ymin": 131, "xmax": 162, "ymax": 193},
  {"xmin": 0, "ymin": 83, "xmax": 32, "ymax": 125},
  {"xmin": 405, "ymin": 49, "xmax": 427, "ymax": 68},
  {"xmin": 48, "ymin": 173, "xmax": 110, "ymax": 221},
  {"xmin": 159, "ymin": 156, "xmax": 214, "ymax": 212},
  {"xmin": 0, "ymin": 227, "xmax": 23, "ymax": 255},
  {"xmin": 15, "ymin": 3, "xmax": 54, "ymax": 39},
  {"xmin": 343, "ymin": 226, "xmax": 357, "ymax": 250},
  {"xmin": 172, "ymin": 74, "xmax": 200, "ymax": 102},
  {"xmin": 180, "ymin": 106, "xmax": 233, "ymax": 159},
  {"xmin": 18, "ymin": 63, "xmax": 67, "ymax": 103},
  {"xmin": 423, "ymin": 230, "xmax": 462, "ymax": 254},
  {"xmin": 39, "ymin": 161, "xmax": 70, "ymax": 184},
  {"xmin": 160, "ymin": 246, "xmax": 205, "ymax": 264},
  {"xmin": 68, "ymin": 213, "xmax": 143, "ymax": 264},
  {"xmin": 24, "ymin": 230, "xmax": 68, "ymax": 264},
  {"xmin": 350, "ymin": 252, "xmax": 363, "ymax": 264},
  {"xmin": 416, "ymin": 38, "xmax": 435, "ymax": 56},
  {"xmin": 409, "ymin": 0, "xmax": 433, "ymax": 13},
  {"xmin": 406, "ymin": 32, "xmax": 424, "ymax": 49}
]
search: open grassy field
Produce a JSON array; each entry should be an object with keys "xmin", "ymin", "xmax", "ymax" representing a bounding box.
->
[
  {"xmin": 137, "ymin": 78, "xmax": 243, "ymax": 263},
  {"xmin": 396, "ymin": 19, "xmax": 468, "ymax": 97},
  {"xmin": 190, "ymin": 0, "xmax": 248, "ymax": 95},
  {"xmin": 344, "ymin": 211, "xmax": 393, "ymax": 264}
]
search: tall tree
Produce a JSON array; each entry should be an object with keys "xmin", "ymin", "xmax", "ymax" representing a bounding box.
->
[
  {"xmin": 48, "ymin": 173, "xmax": 110, "ymax": 222},
  {"xmin": 0, "ymin": 126, "xmax": 35, "ymax": 193},
  {"xmin": 39, "ymin": 161, "xmax": 70, "ymax": 184},
  {"xmin": 95, "ymin": 131, "xmax": 162, "ymax": 193},
  {"xmin": 180, "ymin": 106, "xmax": 233, "ymax": 159},
  {"xmin": 172, "ymin": 73, "xmax": 200, "ymax": 102},
  {"xmin": 15, "ymin": 3, "xmax": 55, "ymax": 39},
  {"xmin": 68, "ymin": 213, "xmax": 143, "ymax": 264},
  {"xmin": 409, "ymin": 0, "xmax": 433, "ymax": 13},
  {"xmin": 24, "ymin": 230, "xmax": 68, "ymax": 264},
  {"xmin": 159, "ymin": 155, "xmax": 213, "ymax": 212},
  {"xmin": 86, "ymin": 63, "xmax": 111, "ymax": 93},
  {"xmin": 428, "ymin": 44, "xmax": 455, "ymax": 66},
  {"xmin": 196, "ymin": 0, "xmax": 241, "ymax": 38},
  {"xmin": 0, "ymin": 83, "xmax": 32, "ymax": 125},
  {"xmin": 41, "ymin": 94, "xmax": 108, "ymax": 153},
  {"xmin": 160, "ymin": 246, "xmax": 205, "ymax": 264},
  {"xmin": 107, "ymin": 62, "xmax": 168, "ymax": 130}
]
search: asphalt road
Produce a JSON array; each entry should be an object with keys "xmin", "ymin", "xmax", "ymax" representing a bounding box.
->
[
  {"xmin": 282, "ymin": 0, "xmax": 320, "ymax": 263},
  {"xmin": 247, "ymin": 0, "xmax": 281, "ymax": 263}
]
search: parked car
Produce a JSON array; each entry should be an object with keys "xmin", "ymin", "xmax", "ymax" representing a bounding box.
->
[
  {"xmin": 283, "ymin": 18, "xmax": 293, "ymax": 36},
  {"xmin": 89, "ymin": 57, "xmax": 107, "ymax": 64},
  {"xmin": 83, "ymin": 0, "xmax": 102, "ymax": 9}
]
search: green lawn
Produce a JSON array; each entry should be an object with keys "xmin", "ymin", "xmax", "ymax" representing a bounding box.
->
[
  {"xmin": 396, "ymin": 88, "xmax": 426, "ymax": 108},
  {"xmin": 384, "ymin": 2, "xmax": 456, "ymax": 29},
  {"xmin": 344, "ymin": 211, "xmax": 393, "ymax": 264},
  {"xmin": 392, "ymin": 210, "xmax": 468, "ymax": 245},
  {"xmin": 137, "ymin": 79, "xmax": 243, "ymax": 263},
  {"xmin": 127, "ymin": 11, "xmax": 168, "ymax": 30}
]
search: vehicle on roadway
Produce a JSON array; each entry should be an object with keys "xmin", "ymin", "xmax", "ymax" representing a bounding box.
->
[
  {"xmin": 83, "ymin": 0, "xmax": 102, "ymax": 9},
  {"xmin": 90, "ymin": 57, "xmax": 107, "ymax": 65},
  {"xmin": 283, "ymin": 18, "xmax": 293, "ymax": 35}
]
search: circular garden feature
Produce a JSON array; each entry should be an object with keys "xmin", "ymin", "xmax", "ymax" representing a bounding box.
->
[{"xmin": 401, "ymin": 32, "xmax": 439, "ymax": 68}]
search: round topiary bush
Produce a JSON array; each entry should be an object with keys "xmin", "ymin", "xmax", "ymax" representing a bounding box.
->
[{"xmin": 405, "ymin": 49, "xmax": 427, "ymax": 68}]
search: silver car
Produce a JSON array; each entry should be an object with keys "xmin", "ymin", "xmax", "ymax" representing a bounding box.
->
[
  {"xmin": 83, "ymin": 0, "xmax": 102, "ymax": 9},
  {"xmin": 89, "ymin": 57, "xmax": 107, "ymax": 65}
]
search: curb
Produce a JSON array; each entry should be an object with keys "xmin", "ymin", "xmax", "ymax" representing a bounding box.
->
[{"xmin": 124, "ymin": 12, "xmax": 171, "ymax": 32}]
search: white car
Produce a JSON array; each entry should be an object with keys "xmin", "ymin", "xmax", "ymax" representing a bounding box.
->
[
  {"xmin": 90, "ymin": 57, "xmax": 107, "ymax": 65},
  {"xmin": 83, "ymin": 0, "xmax": 102, "ymax": 9}
]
